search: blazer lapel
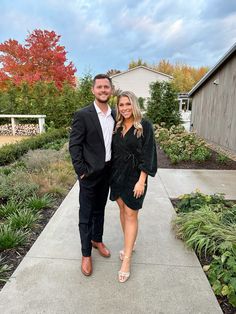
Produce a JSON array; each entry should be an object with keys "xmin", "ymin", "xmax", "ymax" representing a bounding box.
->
[{"xmin": 88, "ymin": 104, "xmax": 105, "ymax": 145}]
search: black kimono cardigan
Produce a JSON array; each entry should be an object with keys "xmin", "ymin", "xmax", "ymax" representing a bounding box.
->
[{"xmin": 110, "ymin": 119, "xmax": 157, "ymax": 210}]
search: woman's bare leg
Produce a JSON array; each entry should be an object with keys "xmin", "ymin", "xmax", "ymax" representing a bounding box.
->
[
  {"xmin": 119, "ymin": 204, "xmax": 138, "ymax": 277},
  {"xmin": 116, "ymin": 197, "xmax": 125, "ymax": 234}
]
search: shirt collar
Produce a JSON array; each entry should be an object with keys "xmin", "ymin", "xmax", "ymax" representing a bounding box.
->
[{"xmin": 94, "ymin": 101, "xmax": 111, "ymax": 116}]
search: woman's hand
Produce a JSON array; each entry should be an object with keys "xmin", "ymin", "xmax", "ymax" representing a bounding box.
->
[{"xmin": 133, "ymin": 181, "xmax": 146, "ymax": 198}]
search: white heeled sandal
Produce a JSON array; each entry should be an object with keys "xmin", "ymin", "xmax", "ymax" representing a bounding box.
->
[
  {"xmin": 119, "ymin": 242, "xmax": 136, "ymax": 261},
  {"xmin": 118, "ymin": 255, "xmax": 130, "ymax": 283}
]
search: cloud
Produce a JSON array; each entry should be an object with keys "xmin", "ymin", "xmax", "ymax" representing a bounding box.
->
[{"xmin": 0, "ymin": 0, "xmax": 236, "ymax": 75}]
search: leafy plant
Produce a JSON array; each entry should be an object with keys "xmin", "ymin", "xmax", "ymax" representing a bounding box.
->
[
  {"xmin": 0, "ymin": 225, "xmax": 28, "ymax": 250},
  {"xmin": 0, "ymin": 200, "xmax": 24, "ymax": 219},
  {"xmin": 21, "ymin": 149, "xmax": 62, "ymax": 172},
  {"xmin": 42, "ymin": 138, "xmax": 68, "ymax": 151},
  {"xmin": 155, "ymin": 125, "xmax": 212, "ymax": 164},
  {"xmin": 146, "ymin": 81, "xmax": 182, "ymax": 128},
  {"xmin": 175, "ymin": 191, "xmax": 232, "ymax": 214},
  {"xmin": 191, "ymin": 146, "xmax": 211, "ymax": 162},
  {"xmin": 173, "ymin": 206, "xmax": 236, "ymax": 256},
  {"xmin": 0, "ymin": 128, "xmax": 68, "ymax": 166},
  {"xmin": 206, "ymin": 246, "xmax": 236, "ymax": 307},
  {"xmin": 0, "ymin": 171, "xmax": 39, "ymax": 201},
  {"xmin": 216, "ymin": 153, "xmax": 230, "ymax": 164},
  {"xmin": 25, "ymin": 194, "xmax": 55, "ymax": 212},
  {"xmin": 7, "ymin": 209, "xmax": 41, "ymax": 230}
]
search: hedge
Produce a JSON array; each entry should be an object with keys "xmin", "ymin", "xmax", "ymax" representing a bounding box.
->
[{"xmin": 0, "ymin": 128, "xmax": 69, "ymax": 166}]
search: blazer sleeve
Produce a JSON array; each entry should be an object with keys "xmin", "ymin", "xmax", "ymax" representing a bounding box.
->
[
  {"xmin": 69, "ymin": 111, "xmax": 88, "ymax": 177},
  {"xmin": 138, "ymin": 120, "xmax": 157, "ymax": 177}
]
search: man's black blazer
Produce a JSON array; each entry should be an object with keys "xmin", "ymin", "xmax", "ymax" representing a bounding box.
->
[{"xmin": 69, "ymin": 103, "xmax": 115, "ymax": 178}]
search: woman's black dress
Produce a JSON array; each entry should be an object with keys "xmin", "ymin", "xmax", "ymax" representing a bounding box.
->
[{"xmin": 110, "ymin": 119, "xmax": 157, "ymax": 210}]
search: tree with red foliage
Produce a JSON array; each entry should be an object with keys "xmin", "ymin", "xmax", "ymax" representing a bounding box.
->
[{"xmin": 0, "ymin": 29, "xmax": 76, "ymax": 89}]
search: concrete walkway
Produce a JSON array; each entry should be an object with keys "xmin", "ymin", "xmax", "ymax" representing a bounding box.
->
[{"xmin": 1, "ymin": 169, "xmax": 236, "ymax": 314}]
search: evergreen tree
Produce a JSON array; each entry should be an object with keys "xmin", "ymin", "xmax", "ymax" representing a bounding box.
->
[
  {"xmin": 146, "ymin": 81, "xmax": 182, "ymax": 128},
  {"xmin": 77, "ymin": 73, "xmax": 94, "ymax": 108}
]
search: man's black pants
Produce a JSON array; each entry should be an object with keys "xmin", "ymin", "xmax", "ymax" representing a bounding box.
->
[{"xmin": 78, "ymin": 164, "xmax": 110, "ymax": 257}]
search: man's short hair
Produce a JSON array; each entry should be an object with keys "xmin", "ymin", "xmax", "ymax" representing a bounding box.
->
[{"xmin": 93, "ymin": 74, "xmax": 112, "ymax": 87}]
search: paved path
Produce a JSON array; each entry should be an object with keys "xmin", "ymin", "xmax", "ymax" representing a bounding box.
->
[{"xmin": 1, "ymin": 169, "xmax": 236, "ymax": 314}]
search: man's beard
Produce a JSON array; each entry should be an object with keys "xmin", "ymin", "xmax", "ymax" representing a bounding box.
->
[{"xmin": 96, "ymin": 96, "xmax": 110, "ymax": 103}]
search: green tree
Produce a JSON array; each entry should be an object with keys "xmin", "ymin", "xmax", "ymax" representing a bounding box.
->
[
  {"xmin": 77, "ymin": 73, "xmax": 94, "ymax": 108},
  {"xmin": 0, "ymin": 73, "xmax": 95, "ymax": 128},
  {"xmin": 146, "ymin": 81, "xmax": 182, "ymax": 128}
]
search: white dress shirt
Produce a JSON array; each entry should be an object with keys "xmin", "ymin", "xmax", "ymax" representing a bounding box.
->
[{"xmin": 94, "ymin": 101, "xmax": 114, "ymax": 162}]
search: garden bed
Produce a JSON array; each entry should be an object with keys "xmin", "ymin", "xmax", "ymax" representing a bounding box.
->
[
  {"xmin": 0, "ymin": 134, "xmax": 76, "ymax": 290},
  {"xmin": 157, "ymin": 144, "xmax": 236, "ymax": 170},
  {"xmin": 0, "ymin": 198, "xmax": 61, "ymax": 290},
  {"xmin": 171, "ymin": 194, "xmax": 236, "ymax": 314}
]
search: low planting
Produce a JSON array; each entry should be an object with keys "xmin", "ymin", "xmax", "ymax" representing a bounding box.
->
[
  {"xmin": 172, "ymin": 191, "xmax": 236, "ymax": 308},
  {"xmin": 155, "ymin": 125, "xmax": 230, "ymax": 164},
  {"xmin": 0, "ymin": 138, "xmax": 76, "ymax": 284},
  {"xmin": 0, "ymin": 128, "xmax": 68, "ymax": 166}
]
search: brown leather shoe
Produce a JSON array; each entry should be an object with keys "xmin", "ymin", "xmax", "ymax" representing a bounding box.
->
[
  {"xmin": 91, "ymin": 241, "xmax": 111, "ymax": 258},
  {"xmin": 81, "ymin": 256, "xmax": 92, "ymax": 276}
]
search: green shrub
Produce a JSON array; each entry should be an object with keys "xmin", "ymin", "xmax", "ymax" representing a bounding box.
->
[
  {"xmin": 206, "ymin": 246, "xmax": 236, "ymax": 307},
  {"xmin": 7, "ymin": 209, "xmax": 41, "ymax": 230},
  {"xmin": 173, "ymin": 204, "xmax": 236, "ymax": 256},
  {"xmin": 0, "ymin": 200, "xmax": 24, "ymax": 219},
  {"xmin": 146, "ymin": 81, "xmax": 182, "ymax": 127},
  {"xmin": 191, "ymin": 146, "xmax": 211, "ymax": 162},
  {"xmin": 155, "ymin": 125, "xmax": 211, "ymax": 164},
  {"xmin": 176, "ymin": 191, "xmax": 232, "ymax": 214},
  {"xmin": 216, "ymin": 153, "xmax": 230, "ymax": 164},
  {"xmin": 0, "ymin": 128, "xmax": 68, "ymax": 166},
  {"xmin": 0, "ymin": 225, "xmax": 28, "ymax": 250},
  {"xmin": 42, "ymin": 138, "xmax": 68, "ymax": 151},
  {"xmin": 25, "ymin": 194, "xmax": 55, "ymax": 212},
  {"xmin": 173, "ymin": 191, "xmax": 236, "ymax": 308},
  {"xmin": 173, "ymin": 206, "xmax": 223, "ymax": 255},
  {"xmin": 21, "ymin": 149, "xmax": 62, "ymax": 172},
  {"xmin": 0, "ymin": 171, "xmax": 39, "ymax": 202}
]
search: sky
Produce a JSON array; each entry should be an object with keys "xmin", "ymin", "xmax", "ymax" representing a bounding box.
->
[{"xmin": 0, "ymin": 0, "xmax": 236, "ymax": 77}]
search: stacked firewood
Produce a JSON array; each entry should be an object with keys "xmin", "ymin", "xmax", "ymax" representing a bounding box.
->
[{"xmin": 0, "ymin": 124, "xmax": 39, "ymax": 136}]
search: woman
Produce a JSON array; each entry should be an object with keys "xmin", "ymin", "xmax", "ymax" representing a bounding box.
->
[{"xmin": 110, "ymin": 91, "xmax": 157, "ymax": 283}]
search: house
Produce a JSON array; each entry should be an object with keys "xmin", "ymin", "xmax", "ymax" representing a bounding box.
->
[
  {"xmin": 188, "ymin": 43, "xmax": 236, "ymax": 153},
  {"xmin": 110, "ymin": 66, "xmax": 172, "ymax": 100}
]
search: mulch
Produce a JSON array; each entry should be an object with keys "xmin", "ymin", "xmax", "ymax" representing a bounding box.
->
[{"xmin": 157, "ymin": 144, "xmax": 236, "ymax": 170}]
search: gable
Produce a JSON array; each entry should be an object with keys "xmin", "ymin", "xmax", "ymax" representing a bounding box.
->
[{"xmin": 111, "ymin": 66, "xmax": 172, "ymax": 99}]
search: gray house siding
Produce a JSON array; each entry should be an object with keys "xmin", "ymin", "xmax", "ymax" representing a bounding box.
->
[{"xmin": 190, "ymin": 52, "xmax": 236, "ymax": 153}]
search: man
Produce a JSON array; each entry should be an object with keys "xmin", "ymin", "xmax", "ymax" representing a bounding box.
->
[{"xmin": 69, "ymin": 74, "xmax": 114, "ymax": 276}]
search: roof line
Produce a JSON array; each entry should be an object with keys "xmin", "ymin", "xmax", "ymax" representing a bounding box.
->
[
  {"xmin": 110, "ymin": 65, "xmax": 173, "ymax": 79},
  {"xmin": 188, "ymin": 42, "xmax": 236, "ymax": 97}
]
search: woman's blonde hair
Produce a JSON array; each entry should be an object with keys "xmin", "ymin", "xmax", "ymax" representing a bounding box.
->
[{"xmin": 115, "ymin": 91, "xmax": 143, "ymax": 138}]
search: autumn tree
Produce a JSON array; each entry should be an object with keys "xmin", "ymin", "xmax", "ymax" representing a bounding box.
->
[
  {"xmin": 128, "ymin": 58, "xmax": 148, "ymax": 69},
  {"xmin": 154, "ymin": 59, "xmax": 174, "ymax": 76},
  {"xmin": 126, "ymin": 58, "xmax": 208, "ymax": 92},
  {"xmin": 0, "ymin": 29, "xmax": 76, "ymax": 89}
]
